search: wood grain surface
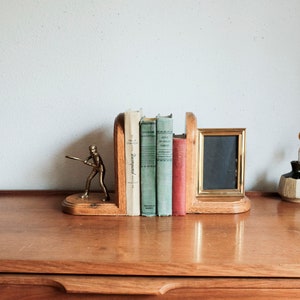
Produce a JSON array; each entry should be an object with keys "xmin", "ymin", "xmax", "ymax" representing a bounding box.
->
[{"xmin": 1, "ymin": 191, "xmax": 300, "ymax": 299}]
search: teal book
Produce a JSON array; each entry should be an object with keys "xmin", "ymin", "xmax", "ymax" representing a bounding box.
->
[
  {"xmin": 156, "ymin": 114, "xmax": 173, "ymax": 216},
  {"xmin": 140, "ymin": 117, "xmax": 157, "ymax": 216}
]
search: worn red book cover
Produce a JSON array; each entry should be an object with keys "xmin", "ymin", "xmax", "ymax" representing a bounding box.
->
[{"xmin": 172, "ymin": 135, "xmax": 186, "ymax": 216}]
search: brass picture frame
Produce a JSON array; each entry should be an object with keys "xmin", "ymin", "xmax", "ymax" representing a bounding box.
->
[
  {"xmin": 197, "ymin": 128, "xmax": 246, "ymax": 197},
  {"xmin": 185, "ymin": 112, "xmax": 250, "ymax": 214}
]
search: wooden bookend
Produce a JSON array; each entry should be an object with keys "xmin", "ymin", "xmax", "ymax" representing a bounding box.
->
[
  {"xmin": 185, "ymin": 112, "xmax": 250, "ymax": 214},
  {"xmin": 62, "ymin": 113, "xmax": 126, "ymax": 215},
  {"xmin": 185, "ymin": 112, "xmax": 198, "ymax": 213},
  {"xmin": 113, "ymin": 112, "xmax": 126, "ymax": 214}
]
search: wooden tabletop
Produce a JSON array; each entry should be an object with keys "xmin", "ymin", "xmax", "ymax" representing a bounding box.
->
[{"xmin": 1, "ymin": 191, "xmax": 300, "ymax": 278}]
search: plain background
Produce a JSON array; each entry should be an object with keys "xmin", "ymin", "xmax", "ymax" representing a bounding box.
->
[{"xmin": 1, "ymin": 0, "xmax": 299, "ymax": 192}]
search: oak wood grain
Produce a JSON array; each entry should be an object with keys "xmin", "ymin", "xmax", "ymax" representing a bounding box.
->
[
  {"xmin": 0, "ymin": 191, "xmax": 299, "ymax": 277},
  {"xmin": 1, "ymin": 191, "xmax": 300, "ymax": 299},
  {"xmin": 185, "ymin": 112, "xmax": 197, "ymax": 213},
  {"xmin": 2, "ymin": 274, "xmax": 300, "ymax": 297}
]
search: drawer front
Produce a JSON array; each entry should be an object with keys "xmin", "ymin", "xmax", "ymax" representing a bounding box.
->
[{"xmin": 1, "ymin": 275, "xmax": 300, "ymax": 299}]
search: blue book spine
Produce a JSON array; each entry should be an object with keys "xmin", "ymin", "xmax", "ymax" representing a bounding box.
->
[
  {"xmin": 140, "ymin": 117, "xmax": 157, "ymax": 216},
  {"xmin": 156, "ymin": 114, "xmax": 173, "ymax": 216}
]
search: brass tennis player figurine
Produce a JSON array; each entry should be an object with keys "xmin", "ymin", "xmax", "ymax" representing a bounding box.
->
[{"xmin": 66, "ymin": 145, "xmax": 110, "ymax": 201}]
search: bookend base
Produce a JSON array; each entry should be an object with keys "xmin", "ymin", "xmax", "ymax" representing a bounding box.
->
[
  {"xmin": 188, "ymin": 196, "xmax": 251, "ymax": 214},
  {"xmin": 62, "ymin": 193, "xmax": 126, "ymax": 215}
]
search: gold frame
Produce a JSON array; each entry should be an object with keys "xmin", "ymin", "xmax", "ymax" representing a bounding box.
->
[{"xmin": 197, "ymin": 128, "xmax": 246, "ymax": 197}]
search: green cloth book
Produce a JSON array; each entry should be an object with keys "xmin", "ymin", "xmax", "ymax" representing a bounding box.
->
[
  {"xmin": 140, "ymin": 117, "xmax": 157, "ymax": 216},
  {"xmin": 156, "ymin": 114, "xmax": 173, "ymax": 216}
]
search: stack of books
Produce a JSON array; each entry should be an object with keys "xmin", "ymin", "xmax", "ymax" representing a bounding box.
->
[{"xmin": 124, "ymin": 110, "xmax": 186, "ymax": 217}]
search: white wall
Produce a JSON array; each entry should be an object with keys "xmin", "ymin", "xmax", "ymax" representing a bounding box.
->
[{"xmin": 1, "ymin": 0, "xmax": 299, "ymax": 192}]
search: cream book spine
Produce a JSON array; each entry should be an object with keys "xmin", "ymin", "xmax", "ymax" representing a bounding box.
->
[{"xmin": 124, "ymin": 110, "xmax": 142, "ymax": 216}]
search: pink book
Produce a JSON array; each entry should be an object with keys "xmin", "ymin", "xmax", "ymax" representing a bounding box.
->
[{"xmin": 172, "ymin": 135, "xmax": 186, "ymax": 216}]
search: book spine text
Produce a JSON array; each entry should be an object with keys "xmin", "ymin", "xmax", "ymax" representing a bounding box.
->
[
  {"xmin": 140, "ymin": 118, "xmax": 157, "ymax": 216},
  {"xmin": 124, "ymin": 110, "xmax": 142, "ymax": 215}
]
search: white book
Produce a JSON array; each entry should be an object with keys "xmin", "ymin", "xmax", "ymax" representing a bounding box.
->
[{"xmin": 124, "ymin": 109, "xmax": 142, "ymax": 215}]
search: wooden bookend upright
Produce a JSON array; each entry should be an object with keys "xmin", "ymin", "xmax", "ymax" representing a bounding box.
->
[
  {"xmin": 113, "ymin": 112, "xmax": 126, "ymax": 214},
  {"xmin": 185, "ymin": 112, "xmax": 251, "ymax": 214},
  {"xmin": 62, "ymin": 113, "xmax": 126, "ymax": 215}
]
